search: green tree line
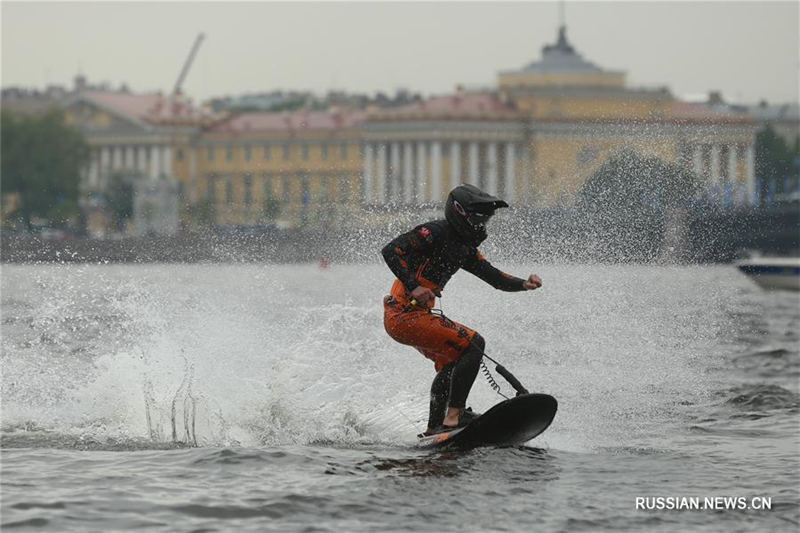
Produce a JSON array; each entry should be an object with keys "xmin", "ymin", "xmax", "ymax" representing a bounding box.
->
[
  {"xmin": 1, "ymin": 109, "xmax": 89, "ymax": 229},
  {"xmin": 756, "ymin": 125, "xmax": 800, "ymax": 200}
]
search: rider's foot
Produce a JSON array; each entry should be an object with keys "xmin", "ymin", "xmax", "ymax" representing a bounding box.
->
[
  {"xmin": 441, "ymin": 407, "xmax": 481, "ymax": 429},
  {"xmin": 421, "ymin": 425, "xmax": 458, "ymax": 437}
]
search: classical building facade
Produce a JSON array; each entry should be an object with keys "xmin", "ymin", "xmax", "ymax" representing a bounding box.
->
[
  {"xmin": 195, "ymin": 110, "xmax": 364, "ymax": 227},
  {"xmin": 362, "ymin": 93, "xmax": 529, "ymax": 207},
  {"xmin": 62, "ymin": 25, "xmax": 762, "ymax": 233},
  {"xmin": 62, "ymin": 90, "xmax": 207, "ymax": 234},
  {"xmin": 362, "ymin": 26, "xmax": 758, "ymax": 209}
]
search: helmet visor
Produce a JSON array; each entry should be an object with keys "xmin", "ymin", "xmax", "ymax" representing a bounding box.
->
[
  {"xmin": 452, "ymin": 199, "xmax": 494, "ymax": 231},
  {"xmin": 467, "ymin": 211, "xmax": 491, "ymax": 225}
]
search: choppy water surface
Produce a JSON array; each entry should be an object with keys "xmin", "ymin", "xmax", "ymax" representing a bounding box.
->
[{"xmin": 1, "ymin": 262, "xmax": 798, "ymax": 531}]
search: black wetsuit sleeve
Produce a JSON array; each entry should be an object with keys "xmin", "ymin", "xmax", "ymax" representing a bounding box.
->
[
  {"xmin": 463, "ymin": 252, "xmax": 527, "ymax": 292},
  {"xmin": 381, "ymin": 225, "xmax": 436, "ymax": 293}
]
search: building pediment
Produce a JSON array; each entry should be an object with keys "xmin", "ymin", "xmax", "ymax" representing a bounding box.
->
[{"xmin": 62, "ymin": 95, "xmax": 152, "ymax": 136}]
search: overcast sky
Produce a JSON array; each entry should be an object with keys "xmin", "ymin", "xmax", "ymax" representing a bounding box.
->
[{"xmin": 2, "ymin": 1, "xmax": 798, "ymax": 105}]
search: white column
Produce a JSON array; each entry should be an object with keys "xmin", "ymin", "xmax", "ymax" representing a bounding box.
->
[
  {"xmin": 363, "ymin": 143, "xmax": 374, "ymax": 203},
  {"xmin": 100, "ymin": 146, "xmax": 111, "ymax": 171},
  {"xmin": 504, "ymin": 142, "xmax": 516, "ymax": 203},
  {"xmin": 710, "ymin": 144, "xmax": 720, "ymax": 204},
  {"xmin": 390, "ymin": 142, "xmax": 401, "ymax": 201},
  {"xmin": 486, "ymin": 142, "xmax": 498, "ymax": 195},
  {"xmin": 162, "ymin": 146, "xmax": 172, "ymax": 177},
  {"xmin": 521, "ymin": 144, "xmax": 532, "ymax": 204},
  {"xmin": 710, "ymin": 144, "xmax": 720, "ymax": 184},
  {"xmin": 88, "ymin": 149, "xmax": 99, "ymax": 188},
  {"xmin": 745, "ymin": 143, "xmax": 755, "ymax": 205},
  {"xmin": 112, "ymin": 146, "xmax": 123, "ymax": 171},
  {"xmin": 468, "ymin": 141, "xmax": 479, "ymax": 185},
  {"xmin": 450, "ymin": 141, "xmax": 461, "ymax": 190},
  {"xmin": 430, "ymin": 141, "xmax": 442, "ymax": 203},
  {"xmin": 728, "ymin": 144, "xmax": 738, "ymax": 204},
  {"xmin": 99, "ymin": 147, "xmax": 111, "ymax": 189},
  {"xmin": 189, "ymin": 148, "xmax": 197, "ymax": 202},
  {"xmin": 416, "ymin": 141, "xmax": 427, "ymax": 203},
  {"xmin": 376, "ymin": 143, "xmax": 387, "ymax": 204},
  {"xmin": 149, "ymin": 145, "xmax": 160, "ymax": 179},
  {"xmin": 403, "ymin": 141, "xmax": 414, "ymax": 204},
  {"xmin": 692, "ymin": 144, "xmax": 703, "ymax": 176}
]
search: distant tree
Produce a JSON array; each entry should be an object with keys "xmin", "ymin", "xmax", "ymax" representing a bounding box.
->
[
  {"xmin": 187, "ymin": 198, "xmax": 216, "ymax": 227},
  {"xmin": 261, "ymin": 197, "xmax": 281, "ymax": 221},
  {"xmin": 267, "ymin": 97, "xmax": 307, "ymax": 112},
  {"xmin": 576, "ymin": 149, "xmax": 701, "ymax": 261},
  {"xmin": 1, "ymin": 109, "xmax": 89, "ymax": 228},
  {"xmin": 756, "ymin": 125, "xmax": 799, "ymax": 200}
]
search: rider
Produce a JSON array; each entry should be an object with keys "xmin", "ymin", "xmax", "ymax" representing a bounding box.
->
[{"xmin": 381, "ymin": 184, "xmax": 542, "ymax": 436}]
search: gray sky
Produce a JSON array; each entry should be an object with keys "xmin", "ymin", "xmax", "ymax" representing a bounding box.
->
[{"xmin": 2, "ymin": 1, "xmax": 798, "ymax": 105}]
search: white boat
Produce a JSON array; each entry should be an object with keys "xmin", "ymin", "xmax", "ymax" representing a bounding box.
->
[{"xmin": 736, "ymin": 257, "xmax": 800, "ymax": 291}]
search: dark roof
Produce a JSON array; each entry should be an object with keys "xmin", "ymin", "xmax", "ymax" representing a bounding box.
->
[{"xmin": 505, "ymin": 26, "xmax": 622, "ymax": 76}]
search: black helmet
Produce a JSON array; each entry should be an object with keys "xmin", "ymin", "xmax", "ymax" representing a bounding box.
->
[{"xmin": 444, "ymin": 184, "xmax": 508, "ymax": 245}]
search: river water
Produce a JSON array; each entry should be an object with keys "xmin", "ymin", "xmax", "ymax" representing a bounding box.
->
[{"xmin": 1, "ymin": 262, "xmax": 798, "ymax": 531}]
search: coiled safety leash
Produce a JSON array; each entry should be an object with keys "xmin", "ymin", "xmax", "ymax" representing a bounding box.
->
[{"xmin": 409, "ymin": 298, "xmax": 531, "ymax": 398}]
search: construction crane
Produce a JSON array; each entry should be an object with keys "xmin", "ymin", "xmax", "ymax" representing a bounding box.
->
[{"xmin": 172, "ymin": 33, "xmax": 205, "ymax": 95}]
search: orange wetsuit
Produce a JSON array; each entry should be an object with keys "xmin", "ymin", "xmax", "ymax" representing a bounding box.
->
[{"xmin": 381, "ymin": 219, "xmax": 525, "ymax": 371}]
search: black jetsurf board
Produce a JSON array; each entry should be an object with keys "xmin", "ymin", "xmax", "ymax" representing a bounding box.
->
[{"xmin": 417, "ymin": 393, "xmax": 557, "ymax": 449}]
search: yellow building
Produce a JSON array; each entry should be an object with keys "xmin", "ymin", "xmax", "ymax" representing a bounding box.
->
[
  {"xmin": 510, "ymin": 26, "xmax": 756, "ymax": 206},
  {"xmin": 499, "ymin": 26, "xmax": 670, "ymax": 122},
  {"xmin": 363, "ymin": 93, "xmax": 530, "ymax": 206},
  {"xmin": 66, "ymin": 25, "xmax": 760, "ymax": 232},
  {"xmin": 65, "ymin": 91, "xmax": 365, "ymax": 230},
  {"xmin": 364, "ymin": 25, "xmax": 758, "ymax": 209},
  {"xmin": 194, "ymin": 110, "xmax": 364, "ymax": 227}
]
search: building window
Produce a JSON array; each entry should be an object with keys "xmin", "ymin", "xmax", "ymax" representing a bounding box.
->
[
  {"xmin": 318, "ymin": 175, "xmax": 328, "ymax": 203},
  {"xmin": 207, "ymin": 146, "xmax": 215, "ymax": 161},
  {"xmin": 177, "ymin": 148, "xmax": 185, "ymax": 162},
  {"xmin": 301, "ymin": 143, "xmax": 309, "ymax": 160},
  {"xmin": 339, "ymin": 175, "xmax": 349, "ymax": 203},
  {"xmin": 301, "ymin": 174, "xmax": 310, "ymax": 205},
  {"xmin": 244, "ymin": 174, "xmax": 253, "ymax": 206},
  {"xmin": 207, "ymin": 174, "xmax": 217, "ymax": 202},
  {"xmin": 282, "ymin": 174, "xmax": 291, "ymax": 202},
  {"xmin": 577, "ymin": 145, "xmax": 598, "ymax": 166},
  {"xmin": 321, "ymin": 143, "xmax": 328, "ymax": 160},
  {"xmin": 263, "ymin": 145, "xmax": 271, "ymax": 159},
  {"xmin": 244, "ymin": 145, "xmax": 252, "ymax": 162},
  {"xmin": 340, "ymin": 142, "xmax": 347, "ymax": 159},
  {"xmin": 282, "ymin": 143, "xmax": 290, "ymax": 160},
  {"xmin": 263, "ymin": 174, "xmax": 273, "ymax": 200},
  {"xmin": 226, "ymin": 145, "xmax": 234, "ymax": 161},
  {"xmin": 225, "ymin": 177, "xmax": 233, "ymax": 204}
]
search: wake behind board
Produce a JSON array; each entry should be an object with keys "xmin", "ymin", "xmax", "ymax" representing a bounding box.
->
[{"xmin": 417, "ymin": 393, "xmax": 557, "ymax": 450}]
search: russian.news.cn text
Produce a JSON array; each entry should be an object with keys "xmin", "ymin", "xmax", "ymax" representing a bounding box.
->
[{"xmin": 636, "ymin": 496, "xmax": 772, "ymax": 511}]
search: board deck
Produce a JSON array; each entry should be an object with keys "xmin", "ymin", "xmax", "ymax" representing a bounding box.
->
[{"xmin": 417, "ymin": 393, "xmax": 558, "ymax": 450}]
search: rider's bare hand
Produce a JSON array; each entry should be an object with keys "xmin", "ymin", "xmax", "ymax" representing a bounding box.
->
[
  {"xmin": 410, "ymin": 286, "xmax": 436, "ymax": 305},
  {"xmin": 522, "ymin": 274, "xmax": 542, "ymax": 290}
]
